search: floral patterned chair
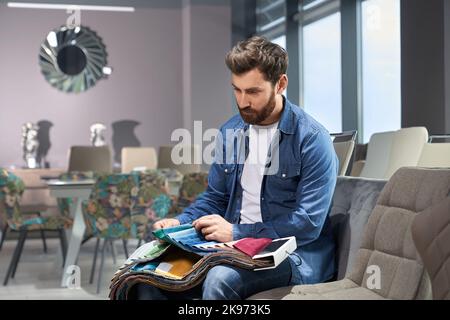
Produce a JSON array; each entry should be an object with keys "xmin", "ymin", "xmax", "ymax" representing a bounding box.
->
[
  {"xmin": 82, "ymin": 171, "xmax": 172, "ymax": 293},
  {"xmin": 82, "ymin": 173, "xmax": 138, "ymax": 293},
  {"xmin": 0, "ymin": 169, "xmax": 70, "ymax": 286},
  {"xmin": 133, "ymin": 169, "xmax": 173, "ymax": 243},
  {"xmin": 170, "ymin": 171, "xmax": 209, "ymax": 216}
]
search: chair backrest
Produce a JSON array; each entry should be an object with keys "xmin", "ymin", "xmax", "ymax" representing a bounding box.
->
[
  {"xmin": 0, "ymin": 169, "xmax": 25, "ymax": 230},
  {"xmin": 333, "ymin": 140, "xmax": 356, "ymax": 176},
  {"xmin": 346, "ymin": 167, "xmax": 450, "ymax": 299},
  {"xmin": 331, "ymin": 131, "xmax": 357, "ymax": 176},
  {"xmin": 360, "ymin": 131, "xmax": 395, "ymax": 179},
  {"xmin": 330, "ymin": 130, "xmax": 357, "ymax": 143},
  {"xmin": 134, "ymin": 170, "xmax": 172, "ymax": 229},
  {"xmin": 158, "ymin": 145, "xmax": 201, "ymax": 175},
  {"xmin": 172, "ymin": 172, "xmax": 209, "ymax": 215},
  {"xmin": 384, "ymin": 127, "xmax": 429, "ymax": 178},
  {"xmin": 428, "ymin": 134, "xmax": 450, "ymax": 143},
  {"xmin": 411, "ymin": 196, "xmax": 450, "ymax": 299},
  {"xmin": 121, "ymin": 147, "xmax": 157, "ymax": 173},
  {"xmin": 82, "ymin": 173, "xmax": 140, "ymax": 239},
  {"xmin": 360, "ymin": 127, "xmax": 429, "ymax": 179},
  {"xmin": 68, "ymin": 146, "xmax": 112, "ymax": 173},
  {"xmin": 417, "ymin": 143, "xmax": 450, "ymax": 168}
]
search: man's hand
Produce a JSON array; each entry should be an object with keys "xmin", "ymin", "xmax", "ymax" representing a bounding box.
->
[
  {"xmin": 192, "ymin": 214, "xmax": 233, "ymax": 243},
  {"xmin": 152, "ymin": 218, "xmax": 180, "ymax": 231}
]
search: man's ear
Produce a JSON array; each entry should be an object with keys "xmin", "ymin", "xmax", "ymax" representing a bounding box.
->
[{"xmin": 277, "ymin": 74, "xmax": 288, "ymax": 94}]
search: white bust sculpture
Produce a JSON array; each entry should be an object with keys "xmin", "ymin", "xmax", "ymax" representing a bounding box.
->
[
  {"xmin": 21, "ymin": 122, "xmax": 40, "ymax": 168},
  {"xmin": 90, "ymin": 123, "xmax": 107, "ymax": 147}
]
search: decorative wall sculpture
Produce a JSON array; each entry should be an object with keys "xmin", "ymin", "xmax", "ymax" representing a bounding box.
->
[{"xmin": 39, "ymin": 25, "xmax": 112, "ymax": 93}]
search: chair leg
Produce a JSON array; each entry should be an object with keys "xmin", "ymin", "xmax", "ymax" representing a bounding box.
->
[
  {"xmin": 0, "ymin": 224, "xmax": 9, "ymax": 251},
  {"xmin": 89, "ymin": 238, "xmax": 100, "ymax": 284},
  {"xmin": 109, "ymin": 240, "xmax": 117, "ymax": 265},
  {"xmin": 122, "ymin": 239, "xmax": 129, "ymax": 259},
  {"xmin": 136, "ymin": 239, "xmax": 142, "ymax": 249},
  {"xmin": 3, "ymin": 229, "xmax": 27, "ymax": 285},
  {"xmin": 11, "ymin": 229, "xmax": 28, "ymax": 279},
  {"xmin": 82, "ymin": 235, "xmax": 93, "ymax": 245},
  {"xmin": 40, "ymin": 229, "xmax": 47, "ymax": 253},
  {"xmin": 58, "ymin": 229, "xmax": 68, "ymax": 267},
  {"xmin": 97, "ymin": 239, "xmax": 108, "ymax": 294}
]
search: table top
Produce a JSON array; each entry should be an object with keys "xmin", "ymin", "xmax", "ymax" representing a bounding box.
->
[{"xmin": 46, "ymin": 179, "xmax": 95, "ymax": 187}]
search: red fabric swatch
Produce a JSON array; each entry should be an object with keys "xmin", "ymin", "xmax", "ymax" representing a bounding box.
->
[{"xmin": 233, "ymin": 237, "xmax": 273, "ymax": 257}]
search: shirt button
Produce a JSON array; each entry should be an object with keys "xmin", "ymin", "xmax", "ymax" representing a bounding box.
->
[
  {"xmin": 261, "ymin": 197, "xmax": 265, "ymax": 201},
  {"xmin": 224, "ymin": 169, "xmax": 228, "ymax": 173},
  {"xmin": 282, "ymin": 173, "xmax": 286, "ymax": 178}
]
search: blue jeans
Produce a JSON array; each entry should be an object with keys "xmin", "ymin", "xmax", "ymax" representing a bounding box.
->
[{"xmin": 132, "ymin": 259, "xmax": 292, "ymax": 300}]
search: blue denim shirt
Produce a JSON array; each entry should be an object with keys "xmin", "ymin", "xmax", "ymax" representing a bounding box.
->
[{"xmin": 176, "ymin": 97, "xmax": 338, "ymax": 285}]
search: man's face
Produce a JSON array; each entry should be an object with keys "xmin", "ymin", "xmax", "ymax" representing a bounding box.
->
[{"xmin": 231, "ymin": 68, "xmax": 277, "ymax": 125}]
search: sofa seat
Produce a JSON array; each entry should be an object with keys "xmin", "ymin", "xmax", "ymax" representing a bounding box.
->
[{"xmin": 250, "ymin": 279, "xmax": 384, "ymax": 300}]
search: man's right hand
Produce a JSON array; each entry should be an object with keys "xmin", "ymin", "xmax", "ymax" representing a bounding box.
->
[{"xmin": 152, "ymin": 218, "xmax": 180, "ymax": 231}]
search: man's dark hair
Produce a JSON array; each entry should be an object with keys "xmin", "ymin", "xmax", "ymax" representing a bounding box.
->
[{"xmin": 225, "ymin": 36, "xmax": 288, "ymax": 86}]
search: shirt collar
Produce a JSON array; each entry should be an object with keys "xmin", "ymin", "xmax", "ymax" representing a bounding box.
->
[{"xmin": 277, "ymin": 96, "xmax": 295, "ymax": 135}]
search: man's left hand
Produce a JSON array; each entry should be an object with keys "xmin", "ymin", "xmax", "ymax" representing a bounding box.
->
[{"xmin": 192, "ymin": 214, "xmax": 233, "ymax": 243}]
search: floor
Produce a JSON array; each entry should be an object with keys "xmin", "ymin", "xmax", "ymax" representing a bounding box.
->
[{"xmin": 0, "ymin": 234, "xmax": 135, "ymax": 300}]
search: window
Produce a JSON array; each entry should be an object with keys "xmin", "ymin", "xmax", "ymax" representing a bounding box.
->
[
  {"xmin": 256, "ymin": 0, "xmax": 285, "ymax": 35},
  {"xmin": 361, "ymin": 0, "xmax": 401, "ymax": 142},
  {"xmin": 303, "ymin": 12, "xmax": 342, "ymax": 133},
  {"xmin": 271, "ymin": 34, "xmax": 286, "ymax": 49}
]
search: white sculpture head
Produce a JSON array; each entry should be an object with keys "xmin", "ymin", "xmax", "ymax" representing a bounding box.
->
[
  {"xmin": 90, "ymin": 123, "xmax": 107, "ymax": 147},
  {"xmin": 21, "ymin": 122, "xmax": 40, "ymax": 168}
]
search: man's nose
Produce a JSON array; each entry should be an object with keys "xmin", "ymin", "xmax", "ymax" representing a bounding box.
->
[{"xmin": 238, "ymin": 93, "xmax": 250, "ymax": 108}]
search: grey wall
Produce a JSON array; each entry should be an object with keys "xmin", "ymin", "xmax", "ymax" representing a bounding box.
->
[
  {"xmin": 401, "ymin": 0, "xmax": 449, "ymax": 135},
  {"xmin": 181, "ymin": 0, "xmax": 234, "ymax": 171},
  {"xmin": 189, "ymin": 1, "xmax": 233, "ymax": 131},
  {"xmin": 0, "ymin": 0, "xmax": 233, "ymax": 169}
]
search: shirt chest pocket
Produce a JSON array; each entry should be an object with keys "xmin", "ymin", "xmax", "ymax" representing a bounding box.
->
[
  {"xmin": 268, "ymin": 164, "xmax": 301, "ymax": 196},
  {"xmin": 221, "ymin": 164, "xmax": 236, "ymax": 191}
]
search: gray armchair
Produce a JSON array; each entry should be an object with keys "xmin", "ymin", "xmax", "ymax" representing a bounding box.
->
[{"xmin": 250, "ymin": 167, "xmax": 450, "ymax": 300}]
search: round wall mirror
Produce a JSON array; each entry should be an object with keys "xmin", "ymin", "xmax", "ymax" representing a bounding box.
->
[{"xmin": 39, "ymin": 25, "xmax": 111, "ymax": 93}]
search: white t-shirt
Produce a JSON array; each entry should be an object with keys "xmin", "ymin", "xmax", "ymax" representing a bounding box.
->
[{"xmin": 239, "ymin": 121, "xmax": 279, "ymax": 224}]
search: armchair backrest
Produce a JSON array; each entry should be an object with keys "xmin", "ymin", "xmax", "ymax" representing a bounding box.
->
[
  {"xmin": 83, "ymin": 173, "xmax": 140, "ymax": 239},
  {"xmin": 346, "ymin": 167, "xmax": 450, "ymax": 299},
  {"xmin": 0, "ymin": 169, "xmax": 26, "ymax": 230},
  {"xmin": 173, "ymin": 172, "xmax": 209, "ymax": 214},
  {"xmin": 417, "ymin": 143, "xmax": 450, "ymax": 168},
  {"xmin": 360, "ymin": 127, "xmax": 428, "ymax": 179},
  {"xmin": 411, "ymin": 196, "xmax": 450, "ymax": 299},
  {"xmin": 134, "ymin": 170, "xmax": 172, "ymax": 226}
]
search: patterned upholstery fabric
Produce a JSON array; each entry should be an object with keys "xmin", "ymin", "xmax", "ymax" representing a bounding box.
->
[
  {"xmin": 0, "ymin": 168, "xmax": 71, "ymax": 231},
  {"xmin": 82, "ymin": 173, "xmax": 140, "ymax": 239},
  {"xmin": 171, "ymin": 172, "xmax": 208, "ymax": 215},
  {"xmin": 82, "ymin": 171, "xmax": 172, "ymax": 241},
  {"xmin": 135, "ymin": 170, "xmax": 172, "ymax": 233},
  {"xmin": 250, "ymin": 167, "xmax": 450, "ymax": 300}
]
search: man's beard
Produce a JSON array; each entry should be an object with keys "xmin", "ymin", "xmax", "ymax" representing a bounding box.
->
[{"xmin": 238, "ymin": 90, "xmax": 276, "ymax": 125}]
